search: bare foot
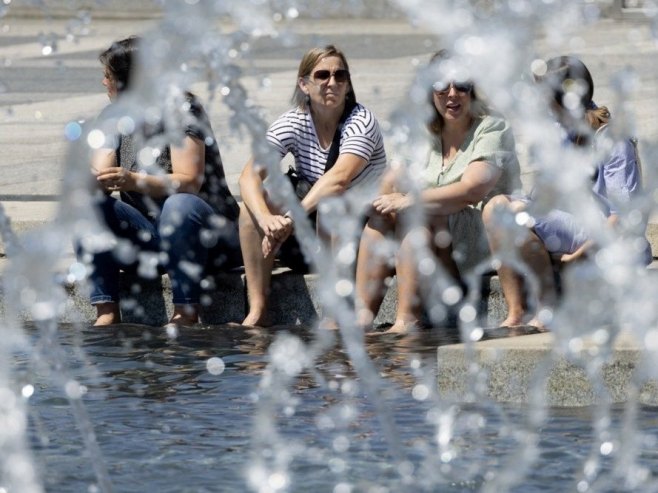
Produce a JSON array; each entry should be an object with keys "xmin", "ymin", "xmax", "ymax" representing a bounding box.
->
[
  {"xmin": 355, "ymin": 308, "xmax": 375, "ymax": 330},
  {"xmin": 241, "ymin": 311, "xmax": 272, "ymax": 328},
  {"xmin": 317, "ymin": 318, "xmax": 339, "ymax": 331},
  {"xmin": 384, "ymin": 319, "xmax": 423, "ymax": 335},
  {"xmin": 168, "ymin": 304, "xmax": 200, "ymax": 327},
  {"xmin": 93, "ymin": 303, "xmax": 121, "ymax": 326},
  {"xmin": 497, "ymin": 316, "xmax": 527, "ymax": 328},
  {"xmin": 526, "ymin": 317, "xmax": 548, "ymax": 332}
]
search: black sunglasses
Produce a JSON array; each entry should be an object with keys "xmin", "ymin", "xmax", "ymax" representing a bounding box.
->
[
  {"xmin": 311, "ymin": 69, "xmax": 350, "ymax": 84},
  {"xmin": 432, "ymin": 80, "xmax": 474, "ymax": 94}
]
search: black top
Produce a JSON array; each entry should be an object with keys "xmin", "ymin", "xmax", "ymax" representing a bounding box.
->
[{"xmin": 99, "ymin": 93, "xmax": 239, "ymax": 222}]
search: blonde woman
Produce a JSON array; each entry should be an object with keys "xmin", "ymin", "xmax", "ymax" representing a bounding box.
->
[{"xmin": 238, "ymin": 45, "xmax": 387, "ymax": 327}]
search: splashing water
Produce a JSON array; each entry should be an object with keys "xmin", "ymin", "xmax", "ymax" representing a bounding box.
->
[{"xmin": 2, "ymin": 0, "xmax": 658, "ymax": 491}]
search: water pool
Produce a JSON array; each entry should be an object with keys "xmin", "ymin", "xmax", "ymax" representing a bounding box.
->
[{"xmin": 15, "ymin": 324, "xmax": 658, "ymax": 492}]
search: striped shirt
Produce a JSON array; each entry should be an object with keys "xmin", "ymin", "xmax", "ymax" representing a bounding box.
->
[{"xmin": 266, "ymin": 103, "xmax": 387, "ymax": 190}]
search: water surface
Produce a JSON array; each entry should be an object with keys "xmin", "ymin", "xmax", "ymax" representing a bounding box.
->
[{"xmin": 17, "ymin": 324, "xmax": 658, "ymax": 492}]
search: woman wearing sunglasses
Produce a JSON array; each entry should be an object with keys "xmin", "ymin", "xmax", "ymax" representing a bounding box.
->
[
  {"xmin": 355, "ymin": 49, "xmax": 521, "ymax": 334},
  {"xmin": 482, "ymin": 56, "xmax": 651, "ymax": 330},
  {"xmin": 238, "ymin": 45, "xmax": 387, "ymax": 327}
]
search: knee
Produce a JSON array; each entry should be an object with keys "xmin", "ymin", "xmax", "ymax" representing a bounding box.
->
[
  {"xmin": 161, "ymin": 194, "xmax": 212, "ymax": 232},
  {"xmin": 482, "ymin": 195, "xmax": 511, "ymax": 225},
  {"xmin": 366, "ymin": 212, "xmax": 396, "ymax": 235},
  {"xmin": 161, "ymin": 193, "xmax": 198, "ymax": 221},
  {"xmin": 97, "ymin": 194, "xmax": 120, "ymax": 219}
]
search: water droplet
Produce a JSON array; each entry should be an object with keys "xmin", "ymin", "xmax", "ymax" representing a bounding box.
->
[
  {"xmin": 65, "ymin": 380, "xmax": 84, "ymax": 399},
  {"xmin": 442, "ymin": 285, "xmax": 462, "ymax": 305},
  {"xmin": 335, "ymin": 279, "xmax": 353, "ymax": 297},
  {"xmin": 165, "ymin": 324, "xmax": 178, "ymax": 339},
  {"xmin": 418, "ymin": 257, "xmax": 435, "ymax": 275},
  {"xmin": 31, "ymin": 301, "xmax": 57, "ymax": 321},
  {"xmin": 64, "ymin": 121, "xmax": 82, "ymax": 141},
  {"xmin": 333, "ymin": 483, "xmax": 352, "ymax": 493},
  {"xmin": 530, "ymin": 58, "xmax": 547, "ymax": 77},
  {"xmin": 469, "ymin": 327, "xmax": 484, "ymax": 341},
  {"xmin": 412, "ymin": 384, "xmax": 429, "ymax": 401},
  {"xmin": 459, "ymin": 304, "xmax": 477, "ymax": 323},
  {"xmin": 267, "ymin": 471, "xmax": 288, "ymax": 490},
  {"xmin": 87, "ymin": 129, "xmax": 106, "ymax": 149},
  {"xmin": 21, "ymin": 385, "xmax": 34, "ymax": 398},
  {"xmin": 66, "ymin": 262, "xmax": 87, "ymax": 283},
  {"xmin": 333, "ymin": 435, "xmax": 350, "ymax": 453},
  {"xmin": 117, "ymin": 116, "xmax": 135, "ymax": 135},
  {"xmin": 600, "ymin": 441, "xmax": 613, "ymax": 455},
  {"xmin": 515, "ymin": 211, "xmax": 534, "ymax": 227},
  {"xmin": 206, "ymin": 357, "xmax": 225, "ymax": 375}
]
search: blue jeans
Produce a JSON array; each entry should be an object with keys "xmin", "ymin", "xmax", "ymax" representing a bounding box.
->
[{"xmin": 83, "ymin": 193, "xmax": 242, "ymax": 305}]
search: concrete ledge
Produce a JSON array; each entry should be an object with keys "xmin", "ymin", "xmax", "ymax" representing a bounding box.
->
[
  {"xmin": 62, "ymin": 270, "xmax": 247, "ymax": 326},
  {"xmin": 437, "ymin": 331, "xmax": 658, "ymax": 407},
  {"xmin": 44, "ymin": 267, "xmax": 507, "ymax": 327}
]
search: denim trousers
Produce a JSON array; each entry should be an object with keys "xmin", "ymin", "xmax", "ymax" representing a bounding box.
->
[{"xmin": 85, "ymin": 193, "xmax": 242, "ymax": 305}]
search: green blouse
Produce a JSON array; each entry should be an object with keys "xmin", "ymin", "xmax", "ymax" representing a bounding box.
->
[{"xmin": 422, "ymin": 114, "xmax": 521, "ymax": 208}]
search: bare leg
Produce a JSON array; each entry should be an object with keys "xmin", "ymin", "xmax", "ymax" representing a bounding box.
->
[
  {"xmin": 483, "ymin": 195, "xmax": 528, "ymax": 326},
  {"xmin": 239, "ymin": 204, "xmax": 276, "ymax": 327},
  {"xmin": 495, "ymin": 266, "xmax": 527, "ymax": 326},
  {"xmin": 354, "ymin": 215, "xmax": 396, "ymax": 329},
  {"xmin": 421, "ymin": 212, "xmax": 462, "ymax": 288},
  {"xmin": 94, "ymin": 302, "xmax": 121, "ymax": 326},
  {"xmin": 387, "ymin": 225, "xmax": 428, "ymax": 334},
  {"xmin": 520, "ymin": 233, "xmax": 556, "ymax": 329},
  {"xmin": 483, "ymin": 195, "xmax": 556, "ymax": 327}
]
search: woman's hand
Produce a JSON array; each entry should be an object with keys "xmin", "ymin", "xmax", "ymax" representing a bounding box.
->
[
  {"xmin": 372, "ymin": 192, "xmax": 412, "ymax": 215},
  {"xmin": 96, "ymin": 167, "xmax": 135, "ymax": 193},
  {"xmin": 559, "ymin": 240, "xmax": 592, "ymax": 264},
  {"xmin": 559, "ymin": 250, "xmax": 586, "ymax": 264},
  {"xmin": 259, "ymin": 213, "xmax": 294, "ymax": 258}
]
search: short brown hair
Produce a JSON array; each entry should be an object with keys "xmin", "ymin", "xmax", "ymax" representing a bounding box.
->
[{"xmin": 99, "ymin": 36, "xmax": 140, "ymax": 94}]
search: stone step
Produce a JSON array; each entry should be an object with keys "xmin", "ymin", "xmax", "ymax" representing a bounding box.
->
[
  {"xmin": 36, "ymin": 267, "xmax": 507, "ymax": 327},
  {"xmin": 436, "ymin": 330, "xmax": 658, "ymax": 407}
]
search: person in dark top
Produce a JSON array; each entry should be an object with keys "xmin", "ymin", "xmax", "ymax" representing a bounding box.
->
[{"xmin": 80, "ymin": 36, "xmax": 241, "ymax": 326}]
